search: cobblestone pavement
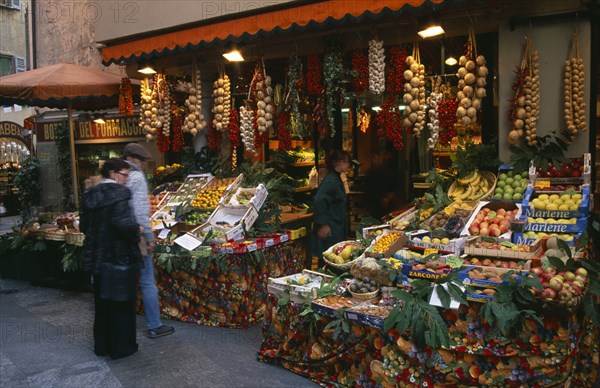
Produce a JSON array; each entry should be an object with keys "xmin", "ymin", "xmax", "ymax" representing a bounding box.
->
[{"xmin": 0, "ymin": 279, "xmax": 317, "ymax": 388}]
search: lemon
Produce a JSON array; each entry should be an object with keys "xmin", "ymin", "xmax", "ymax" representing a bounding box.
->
[
  {"xmin": 441, "ymin": 238, "xmax": 450, "ymax": 244},
  {"xmin": 549, "ymin": 194, "xmax": 560, "ymax": 201},
  {"xmin": 535, "ymin": 217, "xmax": 546, "ymax": 223},
  {"xmin": 546, "ymin": 203, "xmax": 559, "ymax": 211},
  {"xmin": 560, "ymin": 194, "xmax": 571, "ymax": 201},
  {"xmin": 558, "ymin": 204, "xmax": 570, "ymax": 211},
  {"xmin": 538, "ymin": 194, "xmax": 549, "ymax": 201},
  {"xmin": 532, "ymin": 199, "xmax": 546, "ymax": 210},
  {"xmin": 433, "ymin": 238, "xmax": 441, "ymax": 244},
  {"xmin": 572, "ymin": 194, "xmax": 582, "ymax": 201}
]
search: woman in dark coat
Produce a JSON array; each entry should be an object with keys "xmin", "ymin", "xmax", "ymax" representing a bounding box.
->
[
  {"xmin": 313, "ymin": 149, "xmax": 351, "ymax": 264},
  {"xmin": 80, "ymin": 158, "xmax": 142, "ymax": 359}
]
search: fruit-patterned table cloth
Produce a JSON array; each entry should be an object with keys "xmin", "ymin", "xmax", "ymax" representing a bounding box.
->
[
  {"xmin": 145, "ymin": 240, "xmax": 305, "ymax": 328},
  {"xmin": 258, "ymin": 295, "xmax": 599, "ymax": 386}
]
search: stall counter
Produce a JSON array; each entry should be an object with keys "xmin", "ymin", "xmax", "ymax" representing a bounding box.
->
[{"xmin": 258, "ymin": 295, "xmax": 599, "ymax": 387}]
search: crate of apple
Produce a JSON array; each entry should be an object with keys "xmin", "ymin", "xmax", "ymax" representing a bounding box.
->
[
  {"xmin": 467, "ymin": 208, "xmax": 516, "ymax": 237},
  {"xmin": 530, "ymin": 266, "xmax": 588, "ymax": 307},
  {"xmin": 535, "ymin": 158, "xmax": 584, "ymax": 179}
]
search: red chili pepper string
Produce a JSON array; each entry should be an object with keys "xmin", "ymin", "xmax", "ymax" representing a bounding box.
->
[
  {"xmin": 376, "ymin": 96, "xmax": 404, "ymax": 150},
  {"xmin": 228, "ymin": 107, "xmax": 240, "ymax": 147},
  {"xmin": 254, "ymin": 130, "xmax": 268, "ymax": 148},
  {"xmin": 277, "ymin": 110, "xmax": 291, "ymax": 151},
  {"xmin": 386, "ymin": 47, "xmax": 407, "ymax": 94},
  {"xmin": 351, "ymin": 51, "xmax": 369, "ymax": 95},
  {"xmin": 437, "ymin": 99, "xmax": 458, "ymax": 147},
  {"xmin": 306, "ymin": 54, "xmax": 323, "ymax": 96}
]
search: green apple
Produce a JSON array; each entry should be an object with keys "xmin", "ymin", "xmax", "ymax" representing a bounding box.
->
[
  {"xmin": 512, "ymin": 193, "xmax": 523, "ymax": 201},
  {"xmin": 498, "ymin": 173, "xmax": 508, "ymax": 181}
]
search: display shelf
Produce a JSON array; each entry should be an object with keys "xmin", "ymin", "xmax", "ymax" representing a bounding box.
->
[{"xmin": 294, "ymin": 186, "xmax": 315, "ymax": 193}]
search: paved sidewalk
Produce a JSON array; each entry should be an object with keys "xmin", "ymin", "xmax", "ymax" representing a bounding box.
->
[{"xmin": 0, "ymin": 279, "xmax": 316, "ymax": 388}]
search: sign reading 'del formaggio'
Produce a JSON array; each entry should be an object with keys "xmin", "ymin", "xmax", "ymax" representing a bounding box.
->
[{"xmin": 36, "ymin": 116, "xmax": 141, "ymax": 142}]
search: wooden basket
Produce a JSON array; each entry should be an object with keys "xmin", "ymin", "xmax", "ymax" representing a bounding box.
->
[
  {"xmin": 349, "ymin": 288, "xmax": 380, "ymax": 300},
  {"xmin": 448, "ymin": 171, "xmax": 497, "ymax": 201},
  {"xmin": 322, "ymin": 241, "xmax": 365, "ymax": 271},
  {"xmin": 65, "ymin": 231, "xmax": 85, "ymax": 246},
  {"xmin": 43, "ymin": 228, "xmax": 66, "ymax": 241}
]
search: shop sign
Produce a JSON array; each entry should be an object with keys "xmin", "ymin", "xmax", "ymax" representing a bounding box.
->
[
  {"xmin": 36, "ymin": 116, "xmax": 142, "ymax": 142},
  {"xmin": 0, "ymin": 121, "xmax": 28, "ymax": 142}
]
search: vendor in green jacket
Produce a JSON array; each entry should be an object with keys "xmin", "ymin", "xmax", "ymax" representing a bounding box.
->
[{"xmin": 313, "ymin": 149, "xmax": 351, "ymax": 265}]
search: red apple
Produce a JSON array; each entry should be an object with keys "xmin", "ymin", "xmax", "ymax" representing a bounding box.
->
[
  {"xmin": 553, "ymin": 275, "xmax": 564, "ymax": 283},
  {"xmin": 563, "ymin": 271, "xmax": 576, "ymax": 281},
  {"xmin": 575, "ymin": 267, "xmax": 588, "ymax": 278},
  {"xmin": 571, "ymin": 284, "xmax": 584, "ymax": 296},
  {"xmin": 479, "ymin": 221, "xmax": 489, "ymax": 229},
  {"xmin": 530, "ymin": 267, "xmax": 543, "ymax": 277},
  {"xmin": 479, "ymin": 227, "xmax": 489, "ymax": 236},
  {"xmin": 546, "ymin": 267, "xmax": 557, "ymax": 277},
  {"xmin": 549, "ymin": 277, "xmax": 563, "ymax": 291},
  {"xmin": 543, "ymin": 288, "xmax": 557, "ymax": 300},
  {"xmin": 541, "ymin": 271, "xmax": 554, "ymax": 281},
  {"xmin": 469, "ymin": 225, "xmax": 480, "ymax": 235},
  {"xmin": 489, "ymin": 228, "xmax": 501, "ymax": 237},
  {"xmin": 499, "ymin": 224, "xmax": 510, "ymax": 234},
  {"xmin": 558, "ymin": 289, "xmax": 572, "ymax": 301}
]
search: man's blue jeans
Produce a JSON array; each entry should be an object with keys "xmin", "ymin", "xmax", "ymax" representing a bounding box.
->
[{"xmin": 139, "ymin": 255, "xmax": 161, "ymax": 330}]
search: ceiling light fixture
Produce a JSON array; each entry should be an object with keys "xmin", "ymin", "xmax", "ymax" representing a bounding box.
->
[
  {"xmin": 417, "ymin": 14, "xmax": 445, "ymax": 39},
  {"xmin": 137, "ymin": 60, "xmax": 157, "ymax": 75},
  {"xmin": 93, "ymin": 114, "xmax": 106, "ymax": 124},
  {"xmin": 222, "ymin": 49, "xmax": 244, "ymax": 62},
  {"xmin": 445, "ymin": 56, "xmax": 458, "ymax": 66}
]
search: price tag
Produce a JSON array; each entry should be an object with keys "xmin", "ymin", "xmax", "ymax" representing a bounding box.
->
[
  {"xmin": 265, "ymin": 239, "xmax": 274, "ymax": 247},
  {"xmin": 280, "ymin": 234, "xmax": 289, "ymax": 243},
  {"xmin": 157, "ymin": 229, "xmax": 171, "ymax": 239},
  {"xmin": 220, "ymin": 247, "xmax": 234, "ymax": 254},
  {"xmin": 445, "ymin": 255, "xmax": 464, "ymax": 269},
  {"xmin": 246, "ymin": 243, "xmax": 257, "ymax": 252},
  {"xmin": 424, "ymin": 248, "xmax": 438, "ymax": 256},
  {"xmin": 174, "ymin": 233, "xmax": 203, "ymax": 251},
  {"xmin": 429, "ymin": 284, "xmax": 463, "ymax": 309},
  {"xmin": 535, "ymin": 179, "xmax": 550, "ymax": 188}
]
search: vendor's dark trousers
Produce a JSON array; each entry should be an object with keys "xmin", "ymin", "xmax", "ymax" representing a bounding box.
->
[{"xmin": 93, "ymin": 294, "xmax": 138, "ymax": 359}]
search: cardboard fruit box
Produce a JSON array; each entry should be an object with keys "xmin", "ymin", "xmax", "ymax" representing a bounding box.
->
[
  {"xmin": 461, "ymin": 200, "xmax": 522, "ymax": 240},
  {"xmin": 464, "ymin": 236, "xmax": 542, "ymax": 260},
  {"xmin": 521, "ymin": 185, "xmax": 590, "ymax": 219},
  {"xmin": 345, "ymin": 304, "xmax": 393, "ymax": 329},
  {"xmin": 268, "ymin": 270, "xmax": 334, "ymax": 304},
  {"xmin": 458, "ymin": 266, "xmax": 527, "ymax": 288},
  {"xmin": 311, "ymin": 296, "xmax": 361, "ymax": 319},
  {"xmin": 521, "ymin": 215, "xmax": 588, "ymax": 234},
  {"xmin": 512, "ymin": 232, "xmax": 581, "ymax": 247},
  {"xmin": 407, "ymin": 230, "xmax": 466, "ymax": 255}
]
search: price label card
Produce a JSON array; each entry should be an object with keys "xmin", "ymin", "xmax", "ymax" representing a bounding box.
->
[
  {"xmin": 174, "ymin": 233, "xmax": 203, "ymax": 251},
  {"xmin": 246, "ymin": 243, "xmax": 257, "ymax": 252},
  {"xmin": 157, "ymin": 229, "xmax": 171, "ymax": 239},
  {"xmin": 220, "ymin": 247, "xmax": 234, "ymax": 254},
  {"xmin": 280, "ymin": 234, "xmax": 289, "ymax": 243},
  {"xmin": 265, "ymin": 239, "xmax": 274, "ymax": 247},
  {"xmin": 429, "ymin": 284, "xmax": 464, "ymax": 309},
  {"xmin": 535, "ymin": 179, "xmax": 550, "ymax": 188},
  {"xmin": 424, "ymin": 248, "xmax": 438, "ymax": 256},
  {"xmin": 446, "ymin": 255, "xmax": 464, "ymax": 269}
]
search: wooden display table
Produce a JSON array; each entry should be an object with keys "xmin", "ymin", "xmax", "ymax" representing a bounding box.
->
[{"xmin": 258, "ymin": 295, "xmax": 599, "ymax": 386}]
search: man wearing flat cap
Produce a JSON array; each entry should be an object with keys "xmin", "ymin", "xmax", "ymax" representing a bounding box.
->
[{"xmin": 123, "ymin": 143, "xmax": 174, "ymax": 339}]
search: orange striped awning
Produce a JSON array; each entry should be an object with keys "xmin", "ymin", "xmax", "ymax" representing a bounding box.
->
[{"xmin": 101, "ymin": 0, "xmax": 445, "ymax": 65}]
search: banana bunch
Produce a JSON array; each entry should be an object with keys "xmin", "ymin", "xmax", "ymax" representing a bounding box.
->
[{"xmin": 449, "ymin": 169, "xmax": 490, "ymax": 201}]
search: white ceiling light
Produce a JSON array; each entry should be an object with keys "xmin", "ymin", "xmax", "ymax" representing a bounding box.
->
[
  {"xmin": 418, "ymin": 25, "xmax": 445, "ymax": 39},
  {"xmin": 445, "ymin": 56, "xmax": 458, "ymax": 66},
  {"xmin": 223, "ymin": 50, "xmax": 244, "ymax": 62}
]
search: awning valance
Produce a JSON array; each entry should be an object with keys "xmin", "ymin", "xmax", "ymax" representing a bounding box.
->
[{"xmin": 101, "ymin": 0, "xmax": 446, "ymax": 65}]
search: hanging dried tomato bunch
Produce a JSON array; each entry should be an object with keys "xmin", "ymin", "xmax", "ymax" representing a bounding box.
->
[
  {"xmin": 376, "ymin": 96, "xmax": 404, "ymax": 150},
  {"xmin": 119, "ymin": 77, "xmax": 134, "ymax": 115},
  {"xmin": 171, "ymin": 115, "xmax": 184, "ymax": 152},
  {"xmin": 306, "ymin": 54, "xmax": 323, "ymax": 96},
  {"xmin": 207, "ymin": 124, "xmax": 222, "ymax": 150},
  {"xmin": 351, "ymin": 50, "xmax": 369, "ymax": 95},
  {"xmin": 228, "ymin": 107, "xmax": 240, "ymax": 148},
  {"xmin": 156, "ymin": 130, "xmax": 170, "ymax": 153},
  {"xmin": 438, "ymin": 98, "xmax": 458, "ymax": 147},
  {"xmin": 386, "ymin": 47, "xmax": 407, "ymax": 94},
  {"xmin": 277, "ymin": 110, "xmax": 291, "ymax": 151},
  {"xmin": 347, "ymin": 107, "xmax": 354, "ymax": 132}
]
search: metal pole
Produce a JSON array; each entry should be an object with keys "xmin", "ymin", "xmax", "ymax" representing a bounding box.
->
[{"xmin": 68, "ymin": 105, "xmax": 78, "ymax": 208}]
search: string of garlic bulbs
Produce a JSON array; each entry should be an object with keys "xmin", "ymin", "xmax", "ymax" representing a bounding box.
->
[
  {"xmin": 368, "ymin": 39, "xmax": 385, "ymax": 95},
  {"xmin": 564, "ymin": 30, "xmax": 587, "ymax": 139},
  {"xmin": 212, "ymin": 73, "xmax": 231, "ymax": 132},
  {"xmin": 240, "ymin": 106, "xmax": 256, "ymax": 155},
  {"xmin": 426, "ymin": 76, "xmax": 442, "ymax": 149},
  {"xmin": 255, "ymin": 64, "xmax": 274, "ymax": 135},
  {"xmin": 139, "ymin": 78, "xmax": 155, "ymax": 140},
  {"xmin": 402, "ymin": 45, "xmax": 425, "ymax": 137},
  {"xmin": 183, "ymin": 65, "xmax": 206, "ymax": 136},
  {"xmin": 456, "ymin": 27, "xmax": 487, "ymax": 128},
  {"xmin": 152, "ymin": 74, "xmax": 171, "ymax": 138},
  {"xmin": 524, "ymin": 41, "xmax": 539, "ymax": 146}
]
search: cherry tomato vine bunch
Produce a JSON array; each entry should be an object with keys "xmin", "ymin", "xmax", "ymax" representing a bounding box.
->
[
  {"xmin": 386, "ymin": 47, "xmax": 407, "ymax": 94},
  {"xmin": 306, "ymin": 54, "xmax": 323, "ymax": 96},
  {"xmin": 376, "ymin": 96, "xmax": 404, "ymax": 150},
  {"xmin": 351, "ymin": 51, "xmax": 369, "ymax": 95}
]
